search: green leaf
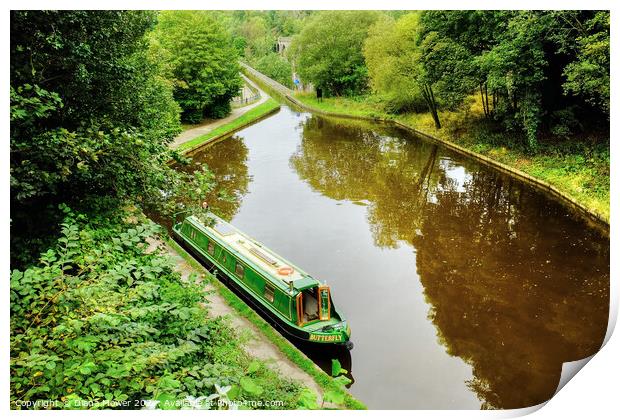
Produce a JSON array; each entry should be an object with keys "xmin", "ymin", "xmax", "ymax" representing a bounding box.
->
[
  {"xmin": 227, "ymin": 384, "xmax": 241, "ymax": 400},
  {"xmin": 297, "ymin": 388, "xmax": 319, "ymax": 409},
  {"xmin": 155, "ymin": 393, "xmax": 177, "ymax": 410},
  {"xmin": 158, "ymin": 376, "xmax": 180, "ymax": 389},
  {"xmin": 45, "ymin": 361, "xmax": 57, "ymax": 370},
  {"xmin": 331, "ymin": 359, "xmax": 347, "ymax": 376},
  {"xmin": 90, "ymin": 383, "xmax": 101, "ymax": 395},
  {"xmin": 240, "ymin": 376, "xmax": 263, "ymax": 396},
  {"xmin": 247, "ymin": 361, "xmax": 261, "ymax": 374},
  {"xmin": 333, "ymin": 375, "xmax": 352, "ymax": 387},
  {"xmin": 323, "ymin": 389, "xmax": 345, "ymax": 405}
]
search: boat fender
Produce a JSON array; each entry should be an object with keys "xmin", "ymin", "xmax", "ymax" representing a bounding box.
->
[{"xmin": 277, "ymin": 266, "xmax": 294, "ymax": 276}]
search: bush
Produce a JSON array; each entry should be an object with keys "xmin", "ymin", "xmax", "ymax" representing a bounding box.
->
[
  {"xmin": 10, "ymin": 206, "xmax": 302, "ymax": 409},
  {"xmin": 253, "ymin": 53, "xmax": 293, "ymax": 89},
  {"xmin": 380, "ymin": 92, "xmax": 428, "ymax": 114}
]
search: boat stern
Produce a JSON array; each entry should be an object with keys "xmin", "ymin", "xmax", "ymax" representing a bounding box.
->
[{"xmin": 307, "ymin": 320, "xmax": 352, "ymax": 348}]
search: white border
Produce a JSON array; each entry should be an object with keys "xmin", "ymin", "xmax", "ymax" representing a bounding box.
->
[{"xmin": 2, "ymin": 1, "xmax": 617, "ymax": 418}]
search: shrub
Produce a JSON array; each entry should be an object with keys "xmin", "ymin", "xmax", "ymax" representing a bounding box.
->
[{"xmin": 10, "ymin": 206, "xmax": 301, "ymax": 409}]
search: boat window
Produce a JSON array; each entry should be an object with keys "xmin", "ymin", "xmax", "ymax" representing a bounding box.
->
[
  {"xmin": 301, "ymin": 287, "xmax": 319, "ymax": 323},
  {"xmin": 235, "ymin": 262, "xmax": 244, "ymax": 278},
  {"xmin": 221, "ymin": 253, "xmax": 227, "ymax": 264},
  {"xmin": 190, "ymin": 229, "xmax": 196, "ymax": 240},
  {"xmin": 318, "ymin": 286, "xmax": 331, "ymax": 321},
  {"xmin": 207, "ymin": 241, "xmax": 215, "ymax": 255},
  {"xmin": 264, "ymin": 284, "xmax": 275, "ymax": 303}
]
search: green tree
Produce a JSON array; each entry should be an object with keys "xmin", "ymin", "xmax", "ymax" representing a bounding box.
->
[
  {"xmin": 290, "ymin": 11, "xmax": 380, "ymax": 96},
  {"xmin": 237, "ymin": 14, "xmax": 275, "ymax": 59},
  {"xmin": 418, "ymin": 10, "xmax": 513, "ymax": 120},
  {"xmin": 364, "ymin": 12, "xmax": 474, "ymax": 128},
  {"xmin": 364, "ymin": 14, "xmax": 427, "ymax": 114},
  {"xmin": 10, "ymin": 11, "xmax": 183, "ymax": 265},
  {"xmin": 475, "ymin": 12, "xmax": 550, "ymax": 147},
  {"xmin": 419, "ymin": 10, "xmax": 610, "ymax": 146},
  {"xmin": 253, "ymin": 52, "xmax": 293, "ymax": 88},
  {"xmin": 560, "ymin": 11, "xmax": 610, "ymax": 115},
  {"xmin": 152, "ymin": 11, "xmax": 242, "ymax": 123},
  {"xmin": 416, "ymin": 31, "xmax": 475, "ymax": 129}
]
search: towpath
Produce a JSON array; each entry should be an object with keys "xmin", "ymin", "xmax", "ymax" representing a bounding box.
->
[{"xmin": 170, "ymin": 74, "xmax": 269, "ymax": 150}]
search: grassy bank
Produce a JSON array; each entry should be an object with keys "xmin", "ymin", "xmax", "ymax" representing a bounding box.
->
[
  {"xmin": 176, "ymin": 98, "xmax": 281, "ymax": 153},
  {"xmin": 293, "ymin": 92, "xmax": 610, "ymax": 224},
  {"xmin": 164, "ymin": 236, "xmax": 366, "ymax": 410}
]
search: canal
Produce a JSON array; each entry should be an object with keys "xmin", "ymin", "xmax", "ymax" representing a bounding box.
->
[{"xmin": 179, "ymin": 104, "xmax": 609, "ymax": 409}]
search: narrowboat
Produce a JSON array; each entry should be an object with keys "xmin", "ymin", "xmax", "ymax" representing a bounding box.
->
[{"xmin": 172, "ymin": 212, "xmax": 353, "ymax": 349}]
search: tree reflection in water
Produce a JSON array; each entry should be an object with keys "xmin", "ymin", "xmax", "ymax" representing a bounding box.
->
[
  {"xmin": 179, "ymin": 135, "xmax": 252, "ymax": 221},
  {"xmin": 291, "ymin": 115, "xmax": 609, "ymax": 409}
]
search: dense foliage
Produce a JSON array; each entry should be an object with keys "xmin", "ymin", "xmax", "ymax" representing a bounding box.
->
[
  {"xmin": 253, "ymin": 53, "xmax": 294, "ymax": 88},
  {"xmin": 220, "ymin": 11, "xmax": 313, "ymax": 88},
  {"xmin": 10, "ymin": 207, "xmax": 304, "ymax": 409},
  {"xmin": 10, "ymin": 11, "xmax": 181, "ymax": 204},
  {"xmin": 225, "ymin": 11, "xmax": 310, "ymax": 58},
  {"xmin": 152, "ymin": 11, "xmax": 242, "ymax": 123},
  {"xmin": 10, "ymin": 10, "xmax": 192, "ymax": 266},
  {"xmin": 363, "ymin": 14, "xmax": 427, "ymax": 114},
  {"xmin": 289, "ymin": 11, "xmax": 380, "ymax": 96},
  {"xmin": 234, "ymin": 10, "xmax": 609, "ymax": 146},
  {"xmin": 364, "ymin": 10, "xmax": 610, "ymax": 145}
]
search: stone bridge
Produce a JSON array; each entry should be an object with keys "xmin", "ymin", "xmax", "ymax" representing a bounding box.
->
[{"xmin": 275, "ymin": 37, "xmax": 292, "ymax": 55}]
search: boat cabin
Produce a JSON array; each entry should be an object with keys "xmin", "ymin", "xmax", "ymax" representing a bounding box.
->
[{"xmin": 178, "ymin": 215, "xmax": 334, "ymax": 328}]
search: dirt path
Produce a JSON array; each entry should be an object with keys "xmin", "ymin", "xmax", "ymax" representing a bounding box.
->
[
  {"xmin": 170, "ymin": 75, "xmax": 269, "ymax": 150},
  {"xmin": 146, "ymin": 237, "xmax": 324, "ymax": 398}
]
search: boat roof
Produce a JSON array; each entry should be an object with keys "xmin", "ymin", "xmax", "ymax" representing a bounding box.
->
[{"xmin": 186, "ymin": 214, "xmax": 320, "ymax": 292}]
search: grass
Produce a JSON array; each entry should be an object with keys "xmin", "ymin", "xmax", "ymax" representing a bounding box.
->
[
  {"xmin": 292, "ymin": 91, "xmax": 610, "ymax": 223},
  {"xmin": 163, "ymin": 235, "xmax": 367, "ymax": 410},
  {"xmin": 176, "ymin": 98, "xmax": 280, "ymax": 153},
  {"xmin": 292, "ymin": 92, "xmax": 391, "ymax": 120}
]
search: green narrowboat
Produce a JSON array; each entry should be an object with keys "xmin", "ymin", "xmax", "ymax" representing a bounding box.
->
[{"xmin": 172, "ymin": 212, "xmax": 353, "ymax": 349}]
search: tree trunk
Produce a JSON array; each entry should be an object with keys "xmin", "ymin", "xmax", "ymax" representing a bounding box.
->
[
  {"xmin": 480, "ymin": 83, "xmax": 488, "ymax": 117},
  {"xmin": 484, "ymin": 83, "xmax": 490, "ymax": 117},
  {"xmin": 424, "ymin": 84, "xmax": 441, "ymax": 129}
]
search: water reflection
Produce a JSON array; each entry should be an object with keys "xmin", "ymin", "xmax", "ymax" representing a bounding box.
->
[
  {"xmin": 291, "ymin": 116, "xmax": 609, "ymax": 408},
  {"xmin": 413, "ymin": 170, "xmax": 609, "ymax": 408},
  {"xmin": 182, "ymin": 135, "xmax": 252, "ymax": 220},
  {"xmin": 291, "ymin": 118, "xmax": 444, "ymax": 248},
  {"xmin": 184, "ymin": 110, "xmax": 609, "ymax": 409}
]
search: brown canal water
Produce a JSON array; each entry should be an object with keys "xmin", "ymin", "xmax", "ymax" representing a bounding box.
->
[{"xmin": 179, "ymin": 105, "xmax": 609, "ymax": 409}]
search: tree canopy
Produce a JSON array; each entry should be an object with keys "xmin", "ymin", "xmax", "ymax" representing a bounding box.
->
[
  {"xmin": 290, "ymin": 11, "xmax": 380, "ymax": 96},
  {"xmin": 362, "ymin": 10, "xmax": 609, "ymax": 144},
  {"xmin": 10, "ymin": 11, "xmax": 181, "ymax": 210},
  {"xmin": 152, "ymin": 11, "xmax": 242, "ymax": 123},
  {"xmin": 363, "ymin": 14, "xmax": 427, "ymax": 114},
  {"xmin": 9, "ymin": 10, "xmax": 214, "ymax": 266}
]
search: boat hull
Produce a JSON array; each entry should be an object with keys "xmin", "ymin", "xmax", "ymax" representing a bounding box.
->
[{"xmin": 172, "ymin": 227, "xmax": 352, "ymax": 348}]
